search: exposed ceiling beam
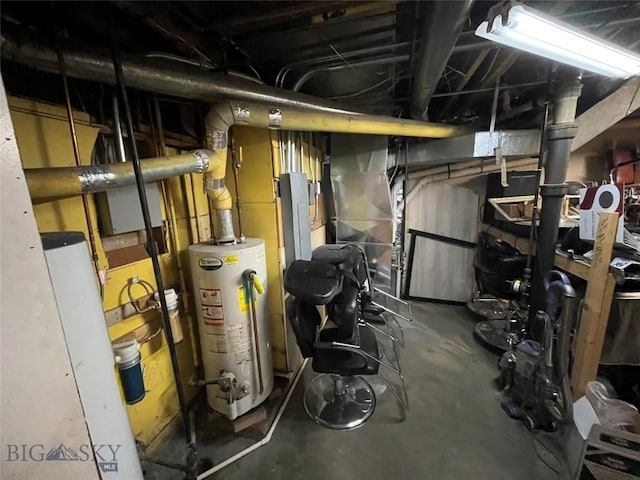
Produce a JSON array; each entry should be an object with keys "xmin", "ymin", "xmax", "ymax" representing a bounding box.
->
[
  {"xmin": 113, "ymin": 1, "xmax": 215, "ymax": 65},
  {"xmin": 200, "ymin": 1, "xmax": 369, "ymax": 34},
  {"xmin": 572, "ymin": 77, "xmax": 640, "ymax": 151}
]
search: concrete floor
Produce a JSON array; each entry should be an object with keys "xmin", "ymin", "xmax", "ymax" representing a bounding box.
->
[{"xmin": 147, "ymin": 302, "xmax": 569, "ymax": 480}]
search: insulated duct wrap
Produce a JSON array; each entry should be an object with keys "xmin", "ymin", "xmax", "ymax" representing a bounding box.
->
[
  {"xmin": 204, "ymin": 104, "xmax": 235, "ymax": 243},
  {"xmin": 25, "ymin": 150, "xmax": 210, "ymax": 202},
  {"xmin": 202, "ymin": 102, "xmax": 468, "ymax": 244}
]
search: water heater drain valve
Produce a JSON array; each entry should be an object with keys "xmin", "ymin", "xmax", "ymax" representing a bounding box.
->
[{"xmin": 190, "ymin": 371, "xmax": 249, "ymax": 404}]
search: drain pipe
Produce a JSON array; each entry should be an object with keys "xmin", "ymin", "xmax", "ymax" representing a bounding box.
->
[{"xmin": 530, "ymin": 79, "xmax": 583, "ymax": 322}]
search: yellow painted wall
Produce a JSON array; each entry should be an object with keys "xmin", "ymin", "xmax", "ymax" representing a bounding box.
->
[
  {"xmin": 226, "ymin": 127, "xmax": 325, "ymax": 373},
  {"xmin": 9, "ymin": 97, "xmax": 325, "ymax": 445},
  {"xmin": 9, "ymin": 96, "xmax": 201, "ymax": 445}
]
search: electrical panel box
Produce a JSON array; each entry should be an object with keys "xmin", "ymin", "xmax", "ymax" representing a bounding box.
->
[
  {"xmin": 280, "ymin": 172, "xmax": 311, "ymax": 267},
  {"xmin": 96, "ymin": 183, "xmax": 163, "ymax": 235}
]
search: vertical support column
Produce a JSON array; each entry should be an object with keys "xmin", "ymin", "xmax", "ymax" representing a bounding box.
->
[
  {"xmin": 530, "ymin": 80, "xmax": 583, "ymax": 321},
  {"xmin": 571, "ymin": 212, "xmax": 618, "ymax": 398}
]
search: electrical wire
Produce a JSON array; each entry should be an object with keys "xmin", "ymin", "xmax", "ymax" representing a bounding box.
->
[
  {"xmin": 531, "ymin": 431, "xmax": 567, "ymax": 476},
  {"xmin": 144, "ymin": 52, "xmax": 264, "ymax": 83},
  {"xmin": 325, "ymin": 39, "xmax": 377, "ymax": 80},
  {"xmin": 330, "ymin": 76, "xmax": 393, "ymax": 100}
]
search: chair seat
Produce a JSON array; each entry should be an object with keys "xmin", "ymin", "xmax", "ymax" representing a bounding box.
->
[
  {"xmin": 284, "ymin": 260, "xmax": 341, "ymax": 305},
  {"xmin": 313, "ymin": 325, "xmax": 379, "ymax": 376}
]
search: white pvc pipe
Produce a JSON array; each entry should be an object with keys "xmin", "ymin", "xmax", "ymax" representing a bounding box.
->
[{"xmin": 197, "ymin": 358, "xmax": 309, "ymax": 479}]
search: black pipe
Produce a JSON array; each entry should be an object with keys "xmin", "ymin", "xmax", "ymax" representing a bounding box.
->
[
  {"xmin": 523, "ymin": 64, "xmax": 552, "ymax": 301},
  {"xmin": 530, "ymin": 81, "xmax": 582, "ymax": 326},
  {"xmin": 111, "ymin": 48, "xmax": 192, "ymax": 443},
  {"xmin": 410, "ymin": 0, "xmax": 475, "ymax": 120},
  {"xmin": 531, "ymin": 124, "xmax": 579, "ymax": 320}
]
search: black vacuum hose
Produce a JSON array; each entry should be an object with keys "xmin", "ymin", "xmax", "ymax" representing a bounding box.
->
[
  {"xmin": 543, "ymin": 271, "xmax": 576, "ymax": 425},
  {"xmin": 550, "ymin": 297, "xmax": 576, "ymax": 425}
]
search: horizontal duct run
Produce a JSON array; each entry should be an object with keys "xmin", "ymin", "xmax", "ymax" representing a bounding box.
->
[
  {"xmin": 400, "ymin": 129, "xmax": 541, "ymax": 170},
  {"xmin": 202, "ymin": 101, "xmax": 468, "ymax": 243},
  {"xmin": 2, "ymin": 36, "xmax": 361, "ymax": 116},
  {"xmin": 25, "ymin": 150, "xmax": 210, "ymax": 203}
]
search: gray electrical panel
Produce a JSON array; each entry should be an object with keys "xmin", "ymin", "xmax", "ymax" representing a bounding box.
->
[
  {"xmin": 96, "ymin": 183, "xmax": 163, "ymax": 235},
  {"xmin": 280, "ymin": 173, "xmax": 311, "ymax": 267}
]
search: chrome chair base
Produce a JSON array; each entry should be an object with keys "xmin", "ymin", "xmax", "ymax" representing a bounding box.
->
[{"xmin": 303, "ymin": 374, "xmax": 376, "ymax": 430}]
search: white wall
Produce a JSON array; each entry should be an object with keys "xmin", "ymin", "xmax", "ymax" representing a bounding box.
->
[{"xmin": 0, "ymin": 81, "xmax": 100, "ymax": 479}]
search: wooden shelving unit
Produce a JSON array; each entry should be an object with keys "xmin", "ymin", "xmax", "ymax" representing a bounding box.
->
[{"xmin": 485, "ymin": 211, "xmax": 620, "ymax": 398}]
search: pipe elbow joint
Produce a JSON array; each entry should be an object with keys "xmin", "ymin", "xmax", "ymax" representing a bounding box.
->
[
  {"xmin": 191, "ymin": 149, "xmax": 212, "ymax": 173},
  {"xmin": 204, "ymin": 174, "xmax": 233, "ymax": 210}
]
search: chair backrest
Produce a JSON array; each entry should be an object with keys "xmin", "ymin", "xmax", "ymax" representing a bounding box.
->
[
  {"xmin": 312, "ymin": 244, "xmax": 370, "ymax": 291},
  {"xmin": 474, "ymin": 232, "xmax": 526, "ymax": 299},
  {"xmin": 284, "ymin": 260, "xmax": 341, "ymax": 305},
  {"xmin": 286, "ymin": 298, "xmax": 321, "ymax": 358},
  {"xmin": 328, "ymin": 275, "xmax": 360, "ymax": 341}
]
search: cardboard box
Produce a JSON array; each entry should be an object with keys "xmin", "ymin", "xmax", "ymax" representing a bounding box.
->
[
  {"xmin": 579, "ymin": 185, "xmax": 625, "ymax": 245},
  {"xmin": 576, "ymin": 424, "xmax": 640, "ymax": 479},
  {"xmin": 566, "ymin": 397, "xmax": 601, "ymax": 478}
]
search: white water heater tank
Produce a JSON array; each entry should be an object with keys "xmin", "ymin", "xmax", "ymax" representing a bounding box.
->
[{"xmin": 189, "ymin": 238, "xmax": 273, "ymax": 419}]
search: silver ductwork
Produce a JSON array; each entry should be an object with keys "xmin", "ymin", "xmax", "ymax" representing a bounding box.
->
[
  {"xmin": 400, "ymin": 129, "xmax": 541, "ymax": 169},
  {"xmin": 1, "ymin": 36, "xmax": 360, "ymax": 116},
  {"xmin": 410, "ymin": 0, "xmax": 475, "ymax": 120},
  {"xmin": 25, "ymin": 150, "xmax": 211, "ymax": 203}
]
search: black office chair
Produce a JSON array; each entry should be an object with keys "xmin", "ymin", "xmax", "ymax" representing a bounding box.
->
[
  {"xmin": 310, "ymin": 244, "xmax": 410, "ymax": 413},
  {"xmin": 474, "ymin": 231, "xmax": 527, "ymax": 300},
  {"xmin": 472, "ymin": 232, "xmax": 529, "ymax": 351},
  {"xmin": 285, "ymin": 259, "xmax": 380, "ymax": 430},
  {"xmin": 312, "ymin": 244, "xmax": 408, "ymax": 346}
]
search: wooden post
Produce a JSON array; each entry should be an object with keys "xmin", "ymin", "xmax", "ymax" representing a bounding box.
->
[{"xmin": 571, "ymin": 212, "xmax": 618, "ymax": 398}]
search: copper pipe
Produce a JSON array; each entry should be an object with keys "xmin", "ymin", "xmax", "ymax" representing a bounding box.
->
[
  {"xmin": 248, "ymin": 281, "xmax": 264, "ymax": 395},
  {"xmin": 229, "ymin": 131, "xmax": 244, "ymax": 240},
  {"xmin": 56, "ymin": 43, "xmax": 103, "ymax": 293}
]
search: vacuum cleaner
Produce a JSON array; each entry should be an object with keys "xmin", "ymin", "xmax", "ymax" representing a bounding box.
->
[{"xmin": 498, "ymin": 270, "xmax": 576, "ymax": 430}]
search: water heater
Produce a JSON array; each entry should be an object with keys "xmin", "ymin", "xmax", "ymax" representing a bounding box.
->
[{"xmin": 189, "ymin": 238, "xmax": 273, "ymax": 419}]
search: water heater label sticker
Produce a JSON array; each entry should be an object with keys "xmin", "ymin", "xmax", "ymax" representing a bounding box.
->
[
  {"xmin": 204, "ymin": 333, "xmax": 227, "ymax": 353},
  {"xmin": 202, "ymin": 305, "xmax": 224, "ymax": 321},
  {"xmin": 204, "ymin": 320, "xmax": 225, "ymax": 336},
  {"xmin": 198, "ymin": 257, "xmax": 223, "ymax": 271},
  {"xmin": 227, "ymin": 323, "xmax": 252, "ymax": 354},
  {"xmin": 224, "ymin": 255, "xmax": 238, "ymax": 265},
  {"xmin": 234, "ymin": 350, "xmax": 251, "ymax": 366},
  {"xmin": 238, "ymin": 287, "xmax": 257, "ymax": 313},
  {"xmin": 200, "ymin": 288, "xmax": 222, "ymax": 306}
]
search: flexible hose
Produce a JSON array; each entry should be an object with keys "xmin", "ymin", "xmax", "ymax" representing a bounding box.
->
[
  {"xmin": 551, "ymin": 295, "xmax": 576, "ymax": 425},
  {"xmin": 542, "ymin": 271, "xmax": 576, "ymax": 425},
  {"xmin": 539, "ymin": 270, "xmax": 576, "ymax": 424}
]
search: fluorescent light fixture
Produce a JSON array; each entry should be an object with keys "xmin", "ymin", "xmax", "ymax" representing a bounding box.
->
[{"xmin": 475, "ymin": 4, "xmax": 640, "ymax": 78}]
